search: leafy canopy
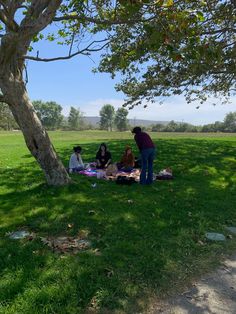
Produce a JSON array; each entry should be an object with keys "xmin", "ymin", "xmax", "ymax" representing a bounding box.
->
[
  {"xmin": 0, "ymin": 1, "xmax": 235, "ymax": 107},
  {"xmin": 96, "ymin": 0, "xmax": 236, "ymax": 107}
]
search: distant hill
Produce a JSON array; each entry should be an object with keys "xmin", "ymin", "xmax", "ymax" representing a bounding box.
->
[
  {"xmin": 83, "ymin": 116, "xmax": 100, "ymax": 126},
  {"xmin": 128, "ymin": 118, "xmax": 169, "ymax": 127},
  {"xmin": 83, "ymin": 116, "xmax": 169, "ymax": 127}
]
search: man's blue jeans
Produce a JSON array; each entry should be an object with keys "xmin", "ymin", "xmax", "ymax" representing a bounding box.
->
[{"xmin": 140, "ymin": 148, "xmax": 155, "ymax": 184}]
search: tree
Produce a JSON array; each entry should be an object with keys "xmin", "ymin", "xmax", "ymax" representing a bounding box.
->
[
  {"xmin": 0, "ymin": 1, "xmax": 71, "ymax": 185},
  {"xmin": 164, "ymin": 120, "xmax": 178, "ymax": 132},
  {"xmin": 114, "ymin": 107, "xmax": 129, "ymax": 131},
  {"xmin": 98, "ymin": 1, "xmax": 236, "ymax": 107},
  {"xmin": 99, "ymin": 104, "xmax": 115, "ymax": 131},
  {"xmin": 151, "ymin": 123, "xmax": 165, "ymax": 132},
  {"xmin": 68, "ymin": 107, "xmax": 84, "ymax": 130},
  {"xmin": 33, "ymin": 100, "xmax": 63, "ymax": 130},
  {"xmin": 0, "ymin": 102, "xmax": 18, "ymax": 130},
  {"xmin": 201, "ymin": 123, "xmax": 216, "ymax": 132},
  {"xmin": 0, "ymin": 1, "xmax": 235, "ymax": 185},
  {"xmin": 223, "ymin": 112, "xmax": 236, "ymax": 132},
  {"xmin": 213, "ymin": 121, "xmax": 224, "ymax": 132}
]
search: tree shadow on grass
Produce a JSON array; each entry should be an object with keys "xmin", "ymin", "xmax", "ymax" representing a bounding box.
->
[{"xmin": 0, "ymin": 138, "xmax": 236, "ymax": 313}]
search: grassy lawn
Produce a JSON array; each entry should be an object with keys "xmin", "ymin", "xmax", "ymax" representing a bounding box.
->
[{"xmin": 0, "ymin": 130, "xmax": 236, "ymax": 313}]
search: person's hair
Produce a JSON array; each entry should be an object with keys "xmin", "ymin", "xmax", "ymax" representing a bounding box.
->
[
  {"xmin": 73, "ymin": 146, "xmax": 82, "ymax": 153},
  {"xmin": 132, "ymin": 126, "xmax": 142, "ymax": 134},
  {"xmin": 98, "ymin": 143, "xmax": 107, "ymax": 153},
  {"xmin": 125, "ymin": 145, "xmax": 132, "ymax": 155}
]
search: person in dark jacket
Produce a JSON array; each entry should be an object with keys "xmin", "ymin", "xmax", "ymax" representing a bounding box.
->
[
  {"xmin": 96, "ymin": 143, "xmax": 112, "ymax": 169},
  {"xmin": 132, "ymin": 126, "xmax": 155, "ymax": 184}
]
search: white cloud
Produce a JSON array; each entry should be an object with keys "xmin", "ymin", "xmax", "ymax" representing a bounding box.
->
[{"xmin": 62, "ymin": 96, "xmax": 236, "ymax": 125}]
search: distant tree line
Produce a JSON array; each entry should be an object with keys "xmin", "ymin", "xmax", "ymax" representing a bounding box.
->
[
  {"xmin": 0, "ymin": 102, "xmax": 18, "ymax": 130},
  {"xmin": 0, "ymin": 101, "xmax": 235, "ymax": 133},
  {"xmin": 0, "ymin": 101, "xmax": 130, "ymax": 131},
  {"xmin": 150, "ymin": 112, "xmax": 236, "ymax": 133},
  {"xmin": 99, "ymin": 104, "xmax": 129, "ymax": 131}
]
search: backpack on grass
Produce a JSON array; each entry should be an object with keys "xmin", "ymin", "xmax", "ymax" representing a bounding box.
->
[{"xmin": 116, "ymin": 176, "xmax": 136, "ymax": 185}]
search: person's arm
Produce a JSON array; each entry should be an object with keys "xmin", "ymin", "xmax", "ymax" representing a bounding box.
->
[
  {"xmin": 69, "ymin": 155, "xmax": 73, "ymax": 169},
  {"xmin": 130, "ymin": 154, "xmax": 135, "ymax": 167},
  {"xmin": 104, "ymin": 152, "xmax": 111, "ymax": 168},
  {"xmin": 77, "ymin": 154, "xmax": 84, "ymax": 167},
  {"xmin": 120, "ymin": 154, "xmax": 125, "ymax": 165},
  {"xmin": 69, "ymin": 154, "xmax": 77, "ymax": 169},
  {"xmin": 134, "ymin": 134, "xmax": 142, "ymax": 151},
  {"xmin": 96, "ymin": 152, "xmax": 101, "ymax": 166},
  {"xmin": 105, "ymin": 159, "xmax": 111, "ymax": 168}
]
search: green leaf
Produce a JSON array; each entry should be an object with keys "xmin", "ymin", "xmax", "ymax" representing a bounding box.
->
[
  {"xmin": 197, "ymin": 11, "xmax": 205, "ymax": 22},
  {"xmin": 164, "ymin": 0, "xmax": 174, "ymax": 7},
  {"xmin": 46, "ymin": 34, "xmax": 55, "ymax": 42}
]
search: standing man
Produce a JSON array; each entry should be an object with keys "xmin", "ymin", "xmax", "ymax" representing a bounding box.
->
[{"xmin": 132, "ymin": 127, "xmax": 155, "ymax": 185}]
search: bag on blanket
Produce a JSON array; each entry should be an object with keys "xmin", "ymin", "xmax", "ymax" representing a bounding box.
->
[
  {"xmin": 116, "ymin": 176, "xmax": 136, "ymax": 185},
  {"xmin": 156, "ymin": 168, "xmax": 173, "ymax": 180},
  {"xmin": 106, "ymin": 163, "xmax": 118, "ymax": 176}
]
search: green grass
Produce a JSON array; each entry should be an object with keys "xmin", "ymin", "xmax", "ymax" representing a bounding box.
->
[{"xmin": 0, "ymin": 130, "xmax": 236, "ymax": 313}]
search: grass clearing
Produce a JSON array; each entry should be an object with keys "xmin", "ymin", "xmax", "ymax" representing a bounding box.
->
[{"xmin": 0, "ymin": 131, "xmax": 236, "ymax": 313}]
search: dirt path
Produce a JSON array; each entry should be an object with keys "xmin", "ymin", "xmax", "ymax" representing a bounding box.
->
[{"xmin": 148, "ymin": 254, "xmax": 236, "ymax": 314}]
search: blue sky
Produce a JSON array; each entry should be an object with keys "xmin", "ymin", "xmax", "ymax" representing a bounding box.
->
[{"xmin": 26, "ymin": 35, "xmax": 236, "ymax": 125}]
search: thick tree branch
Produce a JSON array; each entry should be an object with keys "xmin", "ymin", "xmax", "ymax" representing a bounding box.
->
[
  {"xmin": 0, "ymin": 94, "xmax": 6, "ymax": 102},
  {"xmin": 0, "ymin": 9, "xmax": 19, "ymax": 31},
  {"xmin": 0, "ymin": 0, "xmax": 23, "ymax": 30},
  {"xmin": 201, "ymin": 27, "xmax": 236, "ymax": 36},
  {"xmin": 23, "ymin": 40, "xmax": 109, "ymax": 62},
  {"xmin": 19, "ymin": 0, "xmax": 62, "ymax": 37},
  {"xmin": 2, "ymin": 0, "xmax": 25, "ymax": 16},
  {"xmin": 53, "ymin": 14, "xmax": 154, "ymax": 25},
  {"xmin": 27, "ymin": 0, "xmax": 52, "ymax": 19}
]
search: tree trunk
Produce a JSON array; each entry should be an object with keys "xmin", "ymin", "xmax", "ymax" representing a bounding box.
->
[
  {"xmin": 0, "ymin": 0, "xmax": 70, "ymax": 185},
  {"xmin": 1, "ymin": 74, "xmax": 71, "ymax": 186}
]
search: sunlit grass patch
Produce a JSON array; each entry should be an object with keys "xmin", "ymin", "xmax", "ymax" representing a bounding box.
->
[{"xmin": 0, "ymin": 131, "xmax": 236, "ymax": 313}]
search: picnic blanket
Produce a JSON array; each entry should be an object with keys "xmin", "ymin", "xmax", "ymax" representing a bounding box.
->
[
  {"xmin": 106, "ymin": 169, "xmax": 141, "ymax": 182},
  {"xmin": 79, "ymin": 168, "xmax": 97, "ymax": 177},
  {"xmin": 78, "ymin": 167, "xmax": 140, "ymax": 182}
]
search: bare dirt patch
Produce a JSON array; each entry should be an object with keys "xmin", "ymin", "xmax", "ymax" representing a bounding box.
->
[{"xmin": 148, "ymin": 254, "xmax": 236, "ymax": 314}]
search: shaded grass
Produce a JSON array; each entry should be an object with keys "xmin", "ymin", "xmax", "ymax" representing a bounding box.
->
[{"xmin": 0, "ymin": 131, "xmax": 236, "ymax": 313}]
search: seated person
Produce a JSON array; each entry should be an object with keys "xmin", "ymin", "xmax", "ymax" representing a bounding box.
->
[
  {"xmin": 69, "ymin": 146, "xmax": 84, "ymax": 172},
  {"xmin": 118, "ymin": 146, "xmax": 135, "ymax": 172},
  {"xmin": 96, "ymin": 143, "xmax": 112, "ymax": 169}
]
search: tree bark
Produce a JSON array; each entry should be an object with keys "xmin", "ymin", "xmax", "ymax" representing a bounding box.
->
[
  {"xmin": 0, "ymin": 74, "xmax": 71, "ymax": 186},
  {"xmin": 0, "ymin": 0, "xmax": 71, "ymax": 185}
]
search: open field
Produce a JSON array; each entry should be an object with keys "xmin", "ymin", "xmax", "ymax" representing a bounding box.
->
[{"xmin": 0, "ymin": 131, "xmax": 236, "ymax": 313}]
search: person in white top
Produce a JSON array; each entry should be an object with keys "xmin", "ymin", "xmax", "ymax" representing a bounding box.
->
[{"xmin": 69, "ymin": 146, "xmax": 84, "ymax": 172}]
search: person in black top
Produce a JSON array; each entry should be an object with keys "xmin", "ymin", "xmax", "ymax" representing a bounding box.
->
[{"xmin": 96, "ymin": 143, "xmax": 112, "ymax": 169}]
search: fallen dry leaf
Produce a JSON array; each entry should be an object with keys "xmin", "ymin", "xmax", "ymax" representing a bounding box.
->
[
  {"xmin": 40, "ymin": 236, "xmax": 91, "ymax": 254},
  {"xmin": 105, "ymin": 267, "xmax": 114, "ymax": 278},
  {"xmin": 90, "ymin": 248, "xmax": 101, "ymax": 256},
  {"xmin": 78, "ymin": 229, "xmax": 90, "ymax": 239},
  {"xmin": 198, "ymin": 240, "xmax": 205, "ymax": 246}
]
